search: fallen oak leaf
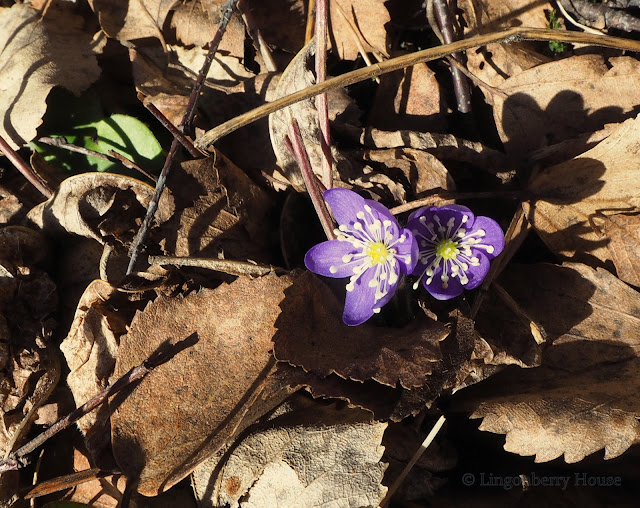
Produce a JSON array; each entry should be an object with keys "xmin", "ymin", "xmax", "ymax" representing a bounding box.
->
[{"xmin": 494, "ymin": 55, "xmax": 640, "ymax": 157}]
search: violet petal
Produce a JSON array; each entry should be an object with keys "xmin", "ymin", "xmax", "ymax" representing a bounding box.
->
[
  {"xmin": 463, "ymin": 252, "xmax": 491, "ymax": 290},
  {"xmin": 422, "ymin": 265, "xmax": 465, "ymax": 300},
  {"xmin": 471, "ymin": 216, "xmax": 504, "ymax": 259},
  {"xmin": 323, "ymin": 188, "xmax": 365, "ymax": 226},
  {"xmin": 395, "ymin": 227, "xmax": 419, "ymax": 274},
  {"xmin": 342, "ymin": 267, "xmax": 378, "ymax": 326},
  {"xmin": 304, "ymin": 240, "xmax": 360, "ymax": 278}
]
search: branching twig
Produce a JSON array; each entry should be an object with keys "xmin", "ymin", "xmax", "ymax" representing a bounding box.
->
[
  {"xmin": 127, "ymin": 0, "xmax": 238, "ymax": 275},
  {"xmin": 0, "ymin": 135, "xmax": 53, "ymax": 198},
  {"xmin": 286, "ymin": 119, "xmax": 335, "ymax": 240},
  {"xmin": 196, "ymin": 27, "xmax": 640, "ymax": 149}
]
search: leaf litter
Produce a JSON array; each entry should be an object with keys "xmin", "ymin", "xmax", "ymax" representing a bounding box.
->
[{"xmin": 1, "ymin": 0, "xmax": 640, "ymax": 506}]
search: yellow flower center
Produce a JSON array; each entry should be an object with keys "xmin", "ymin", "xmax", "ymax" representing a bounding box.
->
[
  {"xmin": 366, "ymin": 242, "xmax": 389, "ymax": 265},
  {"xmin": 435, "ymin": 238, "xmax": 459, "ymax": 259}
]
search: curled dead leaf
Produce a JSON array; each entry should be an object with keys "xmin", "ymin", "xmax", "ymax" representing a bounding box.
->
[{"xmin": 0, "ymin": 3, "xmax": 104, "ymax": 148}]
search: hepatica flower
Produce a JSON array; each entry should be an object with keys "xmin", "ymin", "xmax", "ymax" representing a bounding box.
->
[
  {"xmin": 408, "ymin": 205, "xmax": 504, "ymax": 300},
  {"xmin": 305, "ymin": 189, "xmax": 418, "ymax": 326}
]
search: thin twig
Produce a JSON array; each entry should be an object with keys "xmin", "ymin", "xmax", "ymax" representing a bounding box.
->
[
  {"xmin": 430, "ymin": 0, "xmax": 472, "ymax": 113},
  {"xmin": 238, "ymin": 0, "xmax": 277, "ymax": 72},
  {"xmin": 127, "ymin": 0, "xmax": 238, "ymax": 275},
  {"xmin": 149, "ymin": 255, "xmax": 287, "ymax": 277},
  {"xmin": 286, "ymin": 119, "xmax": 335, "ymax": 240},
  {"xmin": 1, "ymin": 362, "xmax": 154, "ymax": 472},
  {"xmin": 138, "ymin": 96, "xmax": 203, "ymax": 158},
  {"xmin": 107, "ymin": 150, "xmax": 157, "ymax": 182},
  {"xmin": 0, "ymin": 135, "xmax": 53, "ymax": 198},
  {"xmin": 36, "ymin": 136, "xmax": 157, "ymax": 182},
  {"xmin": 555, "ymin": 0, "xmax": 605, "ymax": 35},
  {"xmin": 389, "ymin": 189, "xmax": 524, "ymax": 215},
  {"xmin": 334, "ymin": 2, "xmax": 382, "ymax": 82},
  {"xmin": 37, "ymin": 136, "xmax": 112, "ymax": 162},
  {"xmin": 196, "ymin": 27, "xmax": 640, "ymax": 149},
  {"xmin": 381, "ymin": 415, "xmax": 446, "ymax": 506},
  {"xmin": 315, "ymin": 0, "xmax": 333, "ymax": 189},
  {"xmin": 470, "ymin": 207, "xmax": 531, "ymax": 319},
  {"xmin": 305, "ymin": 0, "xmax": 316, "ymax": 44}
]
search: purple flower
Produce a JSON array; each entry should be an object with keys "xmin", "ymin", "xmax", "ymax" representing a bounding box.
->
[
  {"xmin": 408, "ymin": 205, "xmax": 504, "ymax": 300},
  {"xmin": 305, "ymin": 188, "xmax": 419, "ymax": 326}
]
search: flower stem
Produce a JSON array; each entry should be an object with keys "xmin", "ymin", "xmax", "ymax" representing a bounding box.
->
[{"xmin": 286, "ymin": 119, "xmax": 335, "ymax": 240}]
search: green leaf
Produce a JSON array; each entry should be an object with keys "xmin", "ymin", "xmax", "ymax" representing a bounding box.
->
[{"xmin": 33, "ymin": 90, "xmax": 164, "ymax": 174}]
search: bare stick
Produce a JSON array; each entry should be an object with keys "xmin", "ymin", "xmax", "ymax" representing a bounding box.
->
[
  {"xmin": 305, "ymin": 0, "xmax": 316, "ymax": 44},
  {"xmin": 196, "ymin": 27, "xmax": 640, "ymax": 149},
  {"xmin": 315, "ymin": 0, "xmax": 333, "ymax": 189},
  {"xmin": 1, "ymin": 363, "xmax": 152, "ymax": 472},
  {"xmin": 139, "ymin": 96, "xmax": 203, "ymax": 158},
  {"xmin": 431, "ymin": 0, "xmax": 472, "ymax": 113},
  {"xmin": 381, "ymin": 415, "xmax": 446, "ymax": 506},
  {"xmin": 0, "ymin": 135, "xmax": 52, "ymax": 198},
  {"xmin": 286, "ymin": 120, "xmax": 335, "ymax": 240},
  {"xmin": 238, "ymin": 0, "xmax": 277, "ymax": 72},
  {"xmin": 127, "ymin": 0, "xmax": 238, "ymax": 275},
  {"xmin": 389, "ymin": 189, "xmax": 524, "ymax": 215},
  {"xmin": 149, "ymin": 255, "xmax": 287, "ymax": 277}
]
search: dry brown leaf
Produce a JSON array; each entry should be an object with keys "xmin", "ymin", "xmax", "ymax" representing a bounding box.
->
[
  {"xmin": 523, "ymin": 115, "xmax": 640, "ymax": 263},
  {"xmin": 466, "ymin": 359, "xmax": 640, "ymax": 463},
  {"xmin": 192, "ymin": 395, "xmax": 388, "ymax": 508},
  {"xmin": 172, "ymin": 0, "xmax": 245, "ymax": 55},
  {"xmin": 362, "ymin": 148, "xmax": 454, "ymax": 199},
  {"xmin": 110, "ymin": 274, "xmax": 297, "ymax": 495},
  {"xmin": 329, "ymin": 0, "xmax": 390, "ymax": 61},
  {"xmin": 368, "ymin": 64, "xmax": 448, "ymax": 133},
  {"xmin": 495, "ymin": 55, "xmax": 640, "ymax": 156},
  {"xmin": 59, "ymin": 279, "xmax": 130, "ymax": 465},
  {"xmin": 273, "ymin": 272, "xmax": 448, "ymax": 388},
  {"xmin": 475, "ymin": 263, "xmax": 640, "ymax": 375},
  {"xmin": 0, "ymin": 3, "xmax": 104, "ymax": 148},
  {"xmin": 595, "ymin": 212, "xmax": 640, "ymax": 287},
  {"xmin": 269, "ymin": 41, "xmax": 355, "ymax": 189},
  {"xmin": 169, "ymin": 44, "xmax": 256, "ymax": 88},
  {"xmin": 460, "ymin": 0, "xmax": 549, "ymax": 88},
  {"xmin": 27, "ymin": 173, "xmax": 174, "ymax": 246},
  {"xmin": 456, "ymin": 263, "xmax": 640, "ymax": 463},
  {"xmin": 0, "ymin": 226, "xmax": 57, "ymax": 504},
  {"xmin": 162, "ymin": 154, "xmax": 273, "ymax": 261},
  {"xmin": 360, "ymin": 128, "xmax": 511, "ymax": 176},
  {"xmin": 89, "ymin": 0, "xmax": 178, "ymax": 48}
]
